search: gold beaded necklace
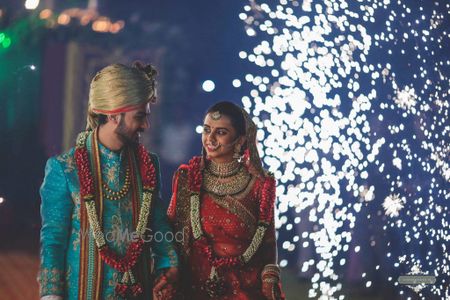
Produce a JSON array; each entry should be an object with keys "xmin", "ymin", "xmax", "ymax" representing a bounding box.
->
[
  {"xmin": 102, "ymin": 165, "xmax": 131, "ymax": 200},
  {"xmin": 206, "ymin": 159, "xmax": 241, "ymax": 178},
  {"xmin": 203, "ymin": 160, "xmax": 252, "ymax": 196}
]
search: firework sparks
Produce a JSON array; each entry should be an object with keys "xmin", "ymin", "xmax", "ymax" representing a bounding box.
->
[
  {"xmin": 383, "ymin": 194, "xmax": 405, "ymax": 218},
  {"xmin": 406, "ymin": 263, "xmax": 427, "ymax": 293},
  {"xmin": 238, "ymin": 0, "xmax": 449, "ymax": 298},
  {"xmin": 393, "ymin": 86, "xmax": 417, "ymax": 111}
]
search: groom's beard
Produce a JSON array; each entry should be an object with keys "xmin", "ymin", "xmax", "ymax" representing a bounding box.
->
[{"xmin": 115, "ymin": 118, "xmax": 141, "ymax": 146}]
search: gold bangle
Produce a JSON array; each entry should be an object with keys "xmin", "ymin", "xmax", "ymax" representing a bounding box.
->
[
  {"xmin": 261, "ymin": 264, "xmax": 281, "ymax": 277},
  {"xmin": 262, "ymin": 272, "xmax": 279, "ymax": 279},
  {"xmin": 262, "ymin": 277, "xmax": 278, "ymax": 283}
]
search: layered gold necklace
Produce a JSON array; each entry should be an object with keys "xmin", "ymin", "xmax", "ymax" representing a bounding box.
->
[{"xmin": 203, "ymin": 160, "xmax": 252, "ymax": 196}]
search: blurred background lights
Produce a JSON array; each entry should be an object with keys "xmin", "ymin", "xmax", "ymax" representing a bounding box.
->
[
  {"xmin": 39, "ymin": 9, "xmax": 52, "ymax": 19},
  {"xmin": 195, "ymin": 125, "xmax": 203, "ymax": 134},
  {"xmin": 0, "ymin": 197, "xmax": 4, "ymax": 204},
  {"xmin": 24, "ymin": 0, "xmax": 40, "ymax": 10},
  {"xmin": 202, "ymin": 80, "xmax": 215, "ymax": 92},
  {"xmin": 57, "ymin": 14, "xmax": 71, "ymax": 26},
  {"xmin": 0, "ymin": 33, "xmax": 11, "ymax": 49},
  {"xmin": 239, "ymin": 0, "xmax": 449, "ymax": 298}
]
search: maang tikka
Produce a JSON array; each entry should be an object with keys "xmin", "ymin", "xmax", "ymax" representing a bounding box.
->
[{"xmin": 211, "ymin": 111, "xmax": 221, "ymax": 120}]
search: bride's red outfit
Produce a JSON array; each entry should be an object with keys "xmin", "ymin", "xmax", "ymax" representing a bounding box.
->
[{"xmin": 168, "ymin": 155, "xmax": 284, "ymax": 299}]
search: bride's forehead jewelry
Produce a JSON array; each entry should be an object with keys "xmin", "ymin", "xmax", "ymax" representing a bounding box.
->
[{"xmin": 211, "ymin": 111, "xmax": 221, "ymax": 120}]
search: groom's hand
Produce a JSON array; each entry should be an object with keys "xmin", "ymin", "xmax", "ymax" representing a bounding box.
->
[{"xmin": 153, "ymin": 267, "xmax": 179, "ymax": 300}]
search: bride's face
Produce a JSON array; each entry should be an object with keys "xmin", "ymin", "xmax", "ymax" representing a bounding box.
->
[{"xmin": 202, "ymin": 113, "xmax": 240, "ymax": 163}]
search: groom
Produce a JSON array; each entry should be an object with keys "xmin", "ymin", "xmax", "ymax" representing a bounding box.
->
[{"xmin": 38, "ymin": 63, "xmax": 178, "ymax": 300}]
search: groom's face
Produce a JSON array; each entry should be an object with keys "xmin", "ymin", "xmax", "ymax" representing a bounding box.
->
[{"xmin": 114, "ymin": 103, "xmax": 150, "ymax": 145}]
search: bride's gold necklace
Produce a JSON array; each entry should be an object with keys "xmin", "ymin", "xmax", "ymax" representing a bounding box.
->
[
  {"xmin": 203, "ymin": 160, "xmax": 252, "ymax": 196},
  {"xmin": 206, "ymin": 159, "xmax": 241, "ymax": 178}
]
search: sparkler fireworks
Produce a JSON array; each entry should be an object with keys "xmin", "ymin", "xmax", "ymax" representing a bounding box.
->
[{"xmin": 238, "ymin": 0, "xmax": 449, "ymax": 298}]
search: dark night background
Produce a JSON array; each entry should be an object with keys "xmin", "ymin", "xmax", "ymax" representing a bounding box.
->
[{"xmin": 0, "ymin": 0, "xmax": 448, "ymax": 299}]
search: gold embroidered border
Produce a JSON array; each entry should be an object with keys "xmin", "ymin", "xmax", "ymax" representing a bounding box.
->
[
  {"xmin": 206, "ymin": 176, "xmax": 257, "ymax": 230},
  {"xmin": 228, "ymin": 176, "xmax": 256, "ymax": 201},
  {"xmin": 174, "ymin": 169, "xmax": 193, "ymax": 258},
  {"xmin": 241, "ymin": 225, "xmax": 267, "ymax": 263},
  {"xmin": 38, "ymin": 268, "xmax": 64, "ymax": 296},
  {"xmin": 136, "ymin": 191, "xmax": 152, "ymax": 235},
  {"xmin": 207, "ymin": 196, "xmax": 255, "ymax": 231},
  {"xmin": 190, "ymin": 193, "xmax": 202, "ymax": 240}
]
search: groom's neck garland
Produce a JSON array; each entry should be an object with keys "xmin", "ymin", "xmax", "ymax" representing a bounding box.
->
[{"xmin": 75, "ymin": 128, "xmax": 156, "ymax": 298}]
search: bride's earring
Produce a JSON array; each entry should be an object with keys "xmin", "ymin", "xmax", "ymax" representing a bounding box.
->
[{"xmin": 233, "ymin": 144, "xmax": 242, "ymax": 160}]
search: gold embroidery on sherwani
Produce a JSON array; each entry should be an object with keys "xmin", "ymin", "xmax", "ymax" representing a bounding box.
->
[
  {"xmin": 110, "ymin": 215, "xmax": 126, "ymax": 250},
  {"xmin": 72, "ymin": 228, "xmax": 80, "ymax": 251},
  {"xmin": 106, "ymin": 272, "xmax": 120, "ymax": 300},
  {"xmin": 65, "ymin": 266, "xmax": 72, "ymax": 292},
  {"xmin": 38, "ymin": 268, "xmax": 64, "ymax": 296},
  {"xmin": 71, "ymin": 191, "xmax": 81, "ymax": 205},
  {"xmin": 121, "ymin": 196, "xmax": 133, "ymax": 215},
  {"xmin": 57, "ymin": 155, "xmax": 76, "ymax": 174},
  {"xmin": 105, "ymin": 150, "xmax": 115, "ymax": 161},
  {"xmin": 106, "ymin": 165, "xmax": 118, "ymax": 185}
]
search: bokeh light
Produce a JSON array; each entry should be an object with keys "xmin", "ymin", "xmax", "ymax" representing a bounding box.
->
[
  {"xmin": 202, "ymin": 79, "xmax": 216, "ymax": 92},
  {"xmin": 195, "ymin": 125, "xmax": 203, "ymax": 134},
  {"xmin": 239, "ymin": 0, "xmax": 449, "ymax": 298},
  {"xmin": 24, "ymin": 0, "xmax": 40, "ymax": 10},
  {"xmin": 0, "ymin": 33, "xmax": 12, "ymax": 49}
]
